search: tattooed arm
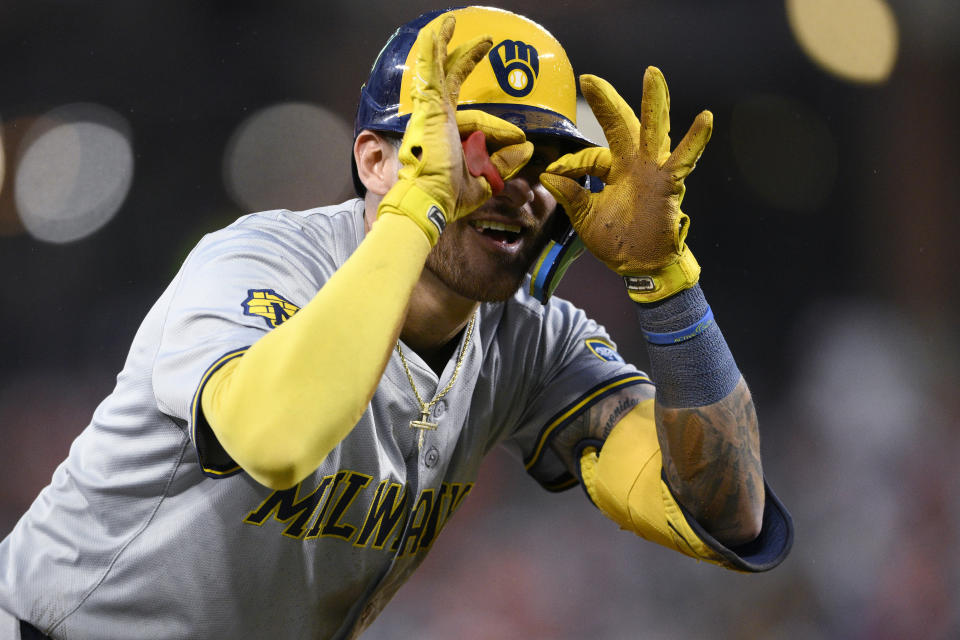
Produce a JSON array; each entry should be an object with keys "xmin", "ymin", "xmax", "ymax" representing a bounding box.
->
[
  {"xmin": 551, "ymin": 376, "xmax": 764, "ymax": 549},
  {"xmin": 548, "ymin": 384, "xmax": 649, "ymax": 474},
  {"xmin": 656, "ymin": 377, "xmax": 764, "ymax": 546}
]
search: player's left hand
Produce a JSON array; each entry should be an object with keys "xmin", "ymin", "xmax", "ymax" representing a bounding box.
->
[
  {"xmin": 378, "ymin": 17, "xmax": 532, "ymax": 246},
  {"xmin": 539, "ymin": 67, "xmax": 712, "ymax": 303}
]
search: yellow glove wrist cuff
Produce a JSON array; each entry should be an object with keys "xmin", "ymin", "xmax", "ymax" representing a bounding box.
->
[
  {"xmin": 378, "ymin": 181, "xmax": 448, "ymax": 246},
  {"xmin": 623, "ymin": 246, "xmax": 701, "ymax": 303}
]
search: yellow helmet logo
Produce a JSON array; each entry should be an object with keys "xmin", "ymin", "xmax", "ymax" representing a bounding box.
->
[
  {"xmin": 489, "ymin": 39, "xmax": 539, "ymax": 97},
  {"xmin": 397, "ymin": 7, "xmax": 578, "ymax": 125}
]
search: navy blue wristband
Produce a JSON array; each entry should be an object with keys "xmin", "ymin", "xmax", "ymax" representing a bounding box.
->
[
  {"xmin": 634, "ymin": 287, "xmax": 740, "ymax": 407},
  {"xmin": 641, "ymin": 306, "xmax": 715, "ymax": 345}
]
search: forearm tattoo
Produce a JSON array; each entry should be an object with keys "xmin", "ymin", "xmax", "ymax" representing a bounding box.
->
[
  {"xmin": 600, "ymin": 394, "xmax": 642, "ymax": 440},
  {"xmin": 548, "ymin": 386, "xmax": 649, "ymax": 476},
  {"xmin": 548, "ymin": 379, "xmax": 763, "ymax": 546},
  {"xmin": 656, "ymin": 377, "xmax": 764, "ymax": 545}
]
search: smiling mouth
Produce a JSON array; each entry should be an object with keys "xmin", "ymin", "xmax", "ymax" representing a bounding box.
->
[{"xmin": 469, "ymin": 219, "xmax": 522, "ymax": 245}]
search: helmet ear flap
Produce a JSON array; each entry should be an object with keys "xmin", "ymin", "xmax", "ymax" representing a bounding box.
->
[{"xmin": 530, "ymin": 175, "xmax": 603, "ymax": 303}]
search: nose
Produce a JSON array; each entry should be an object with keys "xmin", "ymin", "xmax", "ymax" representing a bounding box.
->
[{"xmin": 499, "ymin": 171, "xmax": 535, "ymax": 208}]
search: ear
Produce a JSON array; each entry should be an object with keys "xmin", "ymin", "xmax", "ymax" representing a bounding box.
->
[{"xmin": 354, "ymin": 131, "xmax": 399, "ymax": 197}]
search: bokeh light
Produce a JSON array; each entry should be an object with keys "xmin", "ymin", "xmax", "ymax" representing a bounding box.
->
[
  {"xmin": 731, "ymin": 93, "xmax": 838, "ymax": 213},
  {"xmin": 787, "ymin": 0, "xmax": 899, "ymax": 84},
  {"xmin": 223, "ymin": 102, "xmax": 354, "ymax": 213},
  {"xmin": 15, "ymin": 103, "xmax": 134, "ymax": 243}
]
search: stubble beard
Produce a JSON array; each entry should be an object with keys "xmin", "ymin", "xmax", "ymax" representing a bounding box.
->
[{"xmin": 424, "ymin": 220, "xmax": 551, "ymax": 303}]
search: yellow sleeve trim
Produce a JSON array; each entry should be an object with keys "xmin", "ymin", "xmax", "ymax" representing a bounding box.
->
[{"xmin": 580, "ymin": 399, "xmax": 726, "ymax": 566}]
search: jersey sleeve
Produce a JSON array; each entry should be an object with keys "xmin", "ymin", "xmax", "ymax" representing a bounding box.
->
[
  {"xmin": 151, "ymin": 210, "xmax": 347, "ymax": 477},
  {"xmin": 501, "ymin": 297, "xmax": 652, "ymax": 491}
]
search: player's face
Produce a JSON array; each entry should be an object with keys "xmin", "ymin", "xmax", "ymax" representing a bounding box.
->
[{"xmin": 425, "ymin": 143, "xmax": 566, "ymax": 302}]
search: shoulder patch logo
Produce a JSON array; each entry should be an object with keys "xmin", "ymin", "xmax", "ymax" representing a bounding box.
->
[
  {"xmin": 243, "ymin": 289, "xmax": 300, "ymax": 328},
  {"xmin": 585, "ymin": 338, "xmax": 625, "ymax": 363},
  {"xmin": 489, "ymin": 39, "xmax": 539, "ymax": 97}
]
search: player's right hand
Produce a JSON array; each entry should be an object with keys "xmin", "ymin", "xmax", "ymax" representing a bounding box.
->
[{"xmin": 377, "ymin": 16, "xmax": 533, "ymax": 246}]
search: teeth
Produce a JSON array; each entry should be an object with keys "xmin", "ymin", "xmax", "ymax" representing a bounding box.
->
[{"xmin": 470, "ymin": 220, "xmax": 521, "ymax": 233}]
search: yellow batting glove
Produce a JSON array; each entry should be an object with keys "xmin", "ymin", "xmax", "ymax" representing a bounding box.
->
[
  {"xmin": 378, "ymin": 17, "xmax": 531, "ymax": 246},
  {"xmin": 539, "ymin": 67, "xmax": 713, "ymax": 302}
]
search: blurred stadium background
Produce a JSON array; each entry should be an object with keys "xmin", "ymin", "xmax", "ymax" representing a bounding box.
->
[{"xmin": 1, "ymin": 1, "xmax": 957, "ymax": 637}]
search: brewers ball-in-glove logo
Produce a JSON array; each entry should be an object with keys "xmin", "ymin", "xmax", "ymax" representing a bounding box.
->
[
  {"xmin": 243, "ymin": 289, "xmax": 300, "ymax": 328},
  {"xmin": 489, "ymin": 39, "xmax": 539, "ymax": 97},
  {"xmin": 584, "ymin": 338, "xmax": 625, "ymax": 363}
]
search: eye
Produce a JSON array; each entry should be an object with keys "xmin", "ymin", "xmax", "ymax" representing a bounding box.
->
[{"xmin": 530, "ymin": 146, "xmax": 562, "ymax": 167}]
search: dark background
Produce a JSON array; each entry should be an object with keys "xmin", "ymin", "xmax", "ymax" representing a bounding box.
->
[{"xmin": 1, "ymin": 1, "xmax": 957, "ymax": 638}]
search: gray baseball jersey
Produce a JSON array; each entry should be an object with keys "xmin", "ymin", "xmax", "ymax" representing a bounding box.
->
[{"xmin": 0, "ymin": 199, "xmax": 648, "ymax": 639}]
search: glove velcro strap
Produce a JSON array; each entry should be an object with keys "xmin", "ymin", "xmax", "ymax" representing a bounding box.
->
[
  {"xmin": 623, "ymin": 248, "xmax": 701, "ymax": 303},
  {"xmin": 377, "ymin": 182, "xmax": 448, "ymax": 247}
]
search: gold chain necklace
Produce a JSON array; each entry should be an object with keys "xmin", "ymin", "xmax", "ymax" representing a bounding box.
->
[{"xmin": 396, "ymin": 311, "xmax": 477, "ymax": 450}]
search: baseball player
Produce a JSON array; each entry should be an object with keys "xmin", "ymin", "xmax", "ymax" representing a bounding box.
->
[{"xmin": 0, "ymin": 7, "xmax": 792, "ymax": 639}]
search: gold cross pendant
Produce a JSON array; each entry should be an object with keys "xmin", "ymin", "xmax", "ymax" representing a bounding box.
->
[{"xmin": 410, "ymin": 409, "xmax": 438, "ymax": 450}]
